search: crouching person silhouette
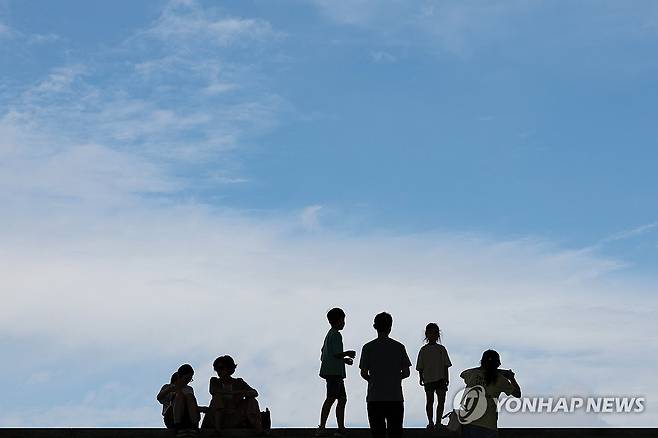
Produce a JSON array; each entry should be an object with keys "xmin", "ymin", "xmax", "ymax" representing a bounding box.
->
[
  {"xmin": 202, "ymin": 355, "xmax": 263, "ymax": 435},
  {"xmin": 157, "ymin": 364, "xmax": 201, "ymax": 436},
  {"xmin": 459, "ymin": 350, "xmax": 521, "ymax": 438}
]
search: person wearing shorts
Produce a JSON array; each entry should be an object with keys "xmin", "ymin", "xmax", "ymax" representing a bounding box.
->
[{"xmin": 317, "ymin": 308, "xmax": 356, "ymax": 437}]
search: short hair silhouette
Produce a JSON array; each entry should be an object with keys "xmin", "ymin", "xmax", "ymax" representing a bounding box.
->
[
  {"xmin": 178, "ymin": 363, "xmax": 194, "ymax": 376},
  {"xmin": 213, "ymin": 355, "xmax": 238, "ymax": 374},
  {"xmin": 424, "ymin": 322, "xmax": 442, "ymax": 342},
  {"xmin": 170, "ymin": 372, "xmax": 179, "ymax": 384},
  {"xmin": 373, "ymin": 312, "xmax": 393, "ymax": 332},
  {"xmin": 327, "ymin": 307, "xmax": 346, "ymax": 325}
]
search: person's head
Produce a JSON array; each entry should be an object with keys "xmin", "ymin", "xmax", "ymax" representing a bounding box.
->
[
  {"xmin": 373, "ymin": 312, "xmax": 393, "ymax": 335},
  {"xmin": 170, "ymin": 372, "xmax": 179, "ymax": 384},
  {"xmin": 177, "ymin": 364, "xmax": 194, "ymax": 385},
  {"xmin": 424, "ymin": 323, "xmax": 441, "ymax": 343},
  {"xmin": 327, "ymin": 307, "xmax": 346, "ymax": 330},
  {"xmin": 213, "ymin": 355, "xmax": 237, "ymax": 378},
  {"xmin": 480, "ymin": 349, "xmax": 501, "ymax": 385}
]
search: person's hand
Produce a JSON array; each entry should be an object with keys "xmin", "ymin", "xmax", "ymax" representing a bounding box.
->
[
  {"xmin": 500, "ymin": 369, "xmax": 515, "ymax": 379},
  {"xmin": 344, "ymin": 357, "xmax": 354, "ymax": 366},
  {"xmin": 345, "ymin": 350, "xmax": 357, "ymax": 359}
]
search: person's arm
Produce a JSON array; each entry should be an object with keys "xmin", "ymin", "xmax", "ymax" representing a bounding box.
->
[
  {"xmin": 400, "ymin": 346, "xmax": 412, "ymax": 379},
  {"xmin": 500, "ymin": 369, "xmax": 521, "ymax": 398},
  {"xmin": 333, "ymin": 350, "xmax": 356, "ymax": 359},
  {"xmin": 507, "ymin": 371, "xmax": 521, "ymax": 398},
  {"xmin": 509, "ymin": 376, "xmax": 521, "ymax": 398},
  {"xmin": 416, "ymin": 349, "xmax": 424, "ymax": 385},
  {"xmin": 359, "ymin": 345, "xmax": 369, "ymax": 381},
  {"xmin": 238, "ymin": 379, "xmax": 259, "ymax": 398},
  {"xmin": 157, "ymin": 384, "xmax": 174, "ymax": 403}
]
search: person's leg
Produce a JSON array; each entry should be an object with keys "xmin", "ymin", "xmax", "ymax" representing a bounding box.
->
[
  {"xmin": 173, "ymin": 393, "xmax": 187, "ymax": 425},
  {"xmin": 243, "ymin": 397, "xmax": 263, "ymax": 433},
  {"xmin": 185, "ymin": 393, "xmax": 200, "ymax": 427},
  {"xmin": 164, "ymin": 408, "xmax": 175, "ymax": 429},
  {"xmin": 435, "ymin": 389, "xmax": 447, "ymax": 427},
  {"xmin": 367, "ymin": 402, "xmax": 386, "ymax": 438},
  {"xmin": 385, "ymin": 402, "xmax": 404, "ymax": 438},
  {"xmin": 320, "ymin": 377, "xmax": 340, "ymax": 430},
  {"xmin": 425, "ymin": 388, "xmax": 435, "ymax": 427},
  {"xmin": 173, "ymin": 393, "xmax": 200, "ymax": 429},
  {"xmin": 336, "ymin": 397, "xmax": 346, "ymax": 430},
  {"xmin": 335, "ymin": 379, "xmax": 347, "ymax": 431},
  {"xmin": 320, "ymin": 397, "xmax": 337, "ymax": 428}
]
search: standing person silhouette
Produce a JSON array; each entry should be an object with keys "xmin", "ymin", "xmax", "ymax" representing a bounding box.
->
[
  {"xmin": 316, "ymin": 308, "xmax": 356, "ymax": 437},
  {"xmin": 459, "ymin": 350, "xmax": 521, "ymax": 438},
  {"xmin": 416, "ymin": 323, "xmax": 451, "ymax": 430},
  {"xmin": 359, "ymin": 312, "xmax": 412, "ymax": 438}
]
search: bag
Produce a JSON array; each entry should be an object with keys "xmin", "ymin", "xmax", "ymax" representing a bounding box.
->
[
  {"xmin": 445, "ymin": 410, "xmax": 462, "ymax": 435},
  {"xmin": 261, "ymin": 408, "xmax": 271, "ymax": 430}
]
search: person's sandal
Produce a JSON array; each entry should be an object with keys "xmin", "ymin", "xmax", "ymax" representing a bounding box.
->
[
  {"xmin": 333, "ymin": 429, "xmax": 347, "ymax": 437},
  {"xmin": 315, "ymin": 427, "xmax": 329, "ymax": 437}
]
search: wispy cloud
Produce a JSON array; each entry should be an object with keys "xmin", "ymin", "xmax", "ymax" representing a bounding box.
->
[
  {"xmin": 600, "ymin": 221, "xmax": 658, "ymax": 244},
  {"xmin": 0, "ymin": 0, "xmax": 286, "ymax": 201},
  {"xmin": 0, "ymin": 22, "xmax": 12, "ymax": 38},
  {"xmin": 370, "ymin": 50, "xmax": 397, "ymax": 63}
]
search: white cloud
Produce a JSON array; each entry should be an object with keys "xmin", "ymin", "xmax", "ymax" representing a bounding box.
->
[
  {"xmin": 301, "ymin": 204, "xmax": 324, "ymax": 230},
  {"xmin": 601, "ymin": 220, "xmax": 658, "ymax": 243},
  {"xmin": 370, "ymin": 50, "xmax": 397, "ymax": 63},
  {"xmin": 312, "ymin": 1, "xmax": 658, "ymax": 57},
  {"xmin": 0, "ymin": 22, "xmax": 12, "ymax": 38},
  {"xmin": 1, "ymin": 195, "xmax": 657, "ymax": 427},
  {"xmin": 144, "ymin": 0, "xmax": 281, "ymax": 47}
]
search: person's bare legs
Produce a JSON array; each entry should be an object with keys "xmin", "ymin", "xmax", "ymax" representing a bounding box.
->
[
  {"xmin": 173, "ymin": 393, "xmax": 186, "ymax": 424},
  {"xmin": 425, "ymin": 390, "xmax": 435, "ymax": 427},
  {"xmin": 244, "ymin": 397, "xmax": 263, "ymax": 433},
  {"xmin": 186, "ymin": 393, "xmax": 200, "ymax": 426},
  {"xmin": 435, "ymin": 389, "xmax": 446, "ymax": 427},
  {"xmin": 320, "ymin": 397, "xmax": 337, "ymax": 428},
  {"xmin": 336, "ymin": 396, "xmax": 347, "ymax": 430},
  {"xmin": 173, "ymin": 392, "xmax": 200, "ymax": 428}
]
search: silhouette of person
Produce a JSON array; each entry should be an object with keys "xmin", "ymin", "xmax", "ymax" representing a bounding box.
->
[
  {"xmin": 316, "ymin": 307, "xmax": 356, "ymax": 437},
  {"xmin": 156, "ymin": 364, "xmax": 201, "ymax": 433},
  {"xmin": 459, "ymin": 350, "xmax": 521, "ymax": 438},
  {"xmin": 157, "ymin": 372, "xmax": 180, "ymax": 428},
  {"xmin": 201, "ymin": 355, "xmax": 263, "ymax": 434},
  {"xmin": 359, "ymin": 312, "xmax": 411, "ymax": 438},
  {"xmin": 416, "ymin": 323, "xmax": 451, "ymax": 430}
]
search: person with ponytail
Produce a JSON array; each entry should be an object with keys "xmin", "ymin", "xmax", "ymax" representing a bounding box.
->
[
  {"xmin": 459, "ymin": 350, "xmax": 521, "ymax": 438},
  {"xmin": 416, "ymin": 323, "xmax": 452, "ymax": 430}
]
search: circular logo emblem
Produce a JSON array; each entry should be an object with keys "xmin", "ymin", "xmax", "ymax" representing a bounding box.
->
[{"xmin": 453, "ymin": 385, "xmax": 488, "ymax": 424}]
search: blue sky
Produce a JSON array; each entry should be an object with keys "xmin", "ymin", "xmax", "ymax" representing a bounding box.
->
[{"xmin": 1, "ymin": 0, "xmax": 658, "ymax": 428}]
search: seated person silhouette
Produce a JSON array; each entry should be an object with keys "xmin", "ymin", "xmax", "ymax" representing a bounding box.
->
[
  {"xmin": 202, "ymin": 355, "xmax": 263, "ymax": 434},
  {"xmin": 157, "ymin": 372, "xmax": 179, "ymax": 428},
  {"xmin": 157, "ymin": 364, "xmax": 202, "ymax": 433}
]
